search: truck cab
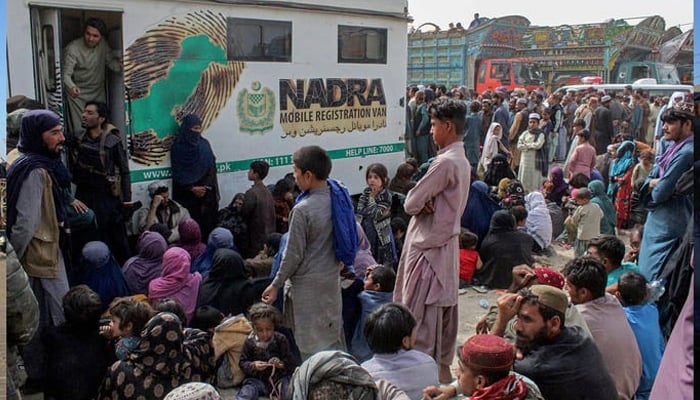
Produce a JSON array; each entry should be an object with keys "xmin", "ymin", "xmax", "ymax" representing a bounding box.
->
[
  {"xmin": 613, "ymin": 61, "xmax": 681, "ymax": 84},
  {"xmin": 475, "ymin": 58, "xmax": 542, "ymax": 94}
]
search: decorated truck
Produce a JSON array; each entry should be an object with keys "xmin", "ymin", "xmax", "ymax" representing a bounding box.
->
[
  {"xmin": 407, "ymin": 16, "xmax": 543, "ymax": 93},
  {"xmin": 6, "ymin": 0, "xmax": 409, "ymax": 205},
  {"xmin": 519, "ymin": 15, "xmax": 683, "ymax": 89}
]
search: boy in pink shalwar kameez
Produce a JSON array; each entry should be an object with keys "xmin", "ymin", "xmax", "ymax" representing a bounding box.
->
[{"xmin": 394, "ymin": 98, "xmax": 471, "ymax": 383}]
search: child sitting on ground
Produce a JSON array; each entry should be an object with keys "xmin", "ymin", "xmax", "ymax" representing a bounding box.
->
[
  {"xmin": 351, "ymin": 265, "xmax": 396, "ymax": 362},
  {"xmin": 569, "ymin": 188, "xmax": 603, "ymax": 257},
  {"xmin": 360, "ymin": 303, "xmax": 439, "ymax": 400},
  {"xmin": 101, "ymin": 298, "xmax": 155, "ymax": 360},
  {"xmin": 244, "ymin": 232, "xmax": 282, "ymax": 278},
  {"xmin": 236, "ymin": 303, "xmax": 298, "ymax": 400},
  {"xmin": 511, "ymin": 205, "xmax": 528, "ymax": 232},
  {"xmin": 458, "ymin": 229, "xmax": 482, "ymax": 288}
]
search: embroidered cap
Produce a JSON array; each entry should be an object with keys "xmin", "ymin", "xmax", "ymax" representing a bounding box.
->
[
  {"xmin": 460, "ymin": 334, "xmax": 515, "ymax": 372},
  {"xmin": 528, "ymin": 113, "xmax": 540, "ymax": 120},
  {"xmin": 601, "ymin": 95, "xmax": 612, "ymax": 103},
  {"xmin": 534, "ymin": 267, "xmax": 565, "ymax": 289}
]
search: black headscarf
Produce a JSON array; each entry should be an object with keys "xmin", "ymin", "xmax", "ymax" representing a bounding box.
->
[
  {"xmin": 6, "ymin": 110, "xmax": 70, "ymax": 239},
  {"xmin": 488, "ymin": 210, "xmax": 516, "ymax": 235},
  {"xmin": 484, "ymin": 153, "xmax": 516, "ymax": 187},
  {"xmin": 170, "ymin": 114, "xmax": 214, "ymax": 186},
  {"xmin": 196, "ymin": 248, "xmax": 249, "ymax": 316}
]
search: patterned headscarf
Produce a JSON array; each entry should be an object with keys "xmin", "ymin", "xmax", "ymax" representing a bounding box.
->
[
  {"xmin": 289, "ymin": 350, "xmax": 379, "ymax": 400},
  {"xmin": 164, "ymin": 383, "xmax": 221, "ymax": 400},
  {"xmin": 98, "ymin": 312, "xmax": 191, "ymax": 400}
]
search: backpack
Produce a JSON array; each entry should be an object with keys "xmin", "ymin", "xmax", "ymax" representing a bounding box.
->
[{"xmin": 212, "ymin": 314, "xmax": 252, "ymax": 388}]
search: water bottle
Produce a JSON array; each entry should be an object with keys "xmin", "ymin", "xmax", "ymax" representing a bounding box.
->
[
  {"xmin": 479, "ymin": 299, "xmax": 490, "ymax": 309},
  {"xmin": 648, "ymin": 279, "xmax": 666, "ymax": 302}
]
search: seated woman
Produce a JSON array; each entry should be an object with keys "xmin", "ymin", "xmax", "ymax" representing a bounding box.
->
[
  {"xmin": 98, "ymin": 312, "xmax": 205, "ymax": 399},
  {"xmin": 588, "ymin": 180, "xmax": 617, "ymax": 235},
  {"xmin": 474, "ymin": 211, "xmax": 534, "ymax": 289},
  {"xmin": 172, "ymin": 218, "xmax": 207, "ymax": 262},
  {"xmin": 288, "ymin": 350, "xmax": 383, "ymax": 399},
  {"xmin": 191, "ymin": 227, "xmax": 237, "ymax": 277},
  {"xmin": 484, "ymin": 153, "xmax": 516, "ymax": 188},
  {"xmin": 122, "ymin": 231, "xmax": 168, "ymax": 295},
  {"xmin": 79, "ymin": 241, "xmax": 131, "ymax": 310},
  {"xmin": 524, "ymin": 192, "xmax": 553, "ymax": 254},
  {"xmin": 196, "ymin": 248, "xmax": 250, "ymax": 317},
  {"xmin": 148, "ymin": 247, "xmax": 202, "ymax": 324},
  {"xmin": 461, "ymin": 180, "xmax": 502, "ymax": 249},
  {"xmin": 543, "ymin": 166, "xmax": 569, "ymax": 206},
  {"xmin": 217, "ymin": 193, "xmax": 248, "ymax": 251}
]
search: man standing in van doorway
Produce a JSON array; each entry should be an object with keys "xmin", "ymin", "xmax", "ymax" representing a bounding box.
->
[{"xmin": 63, "ymin": 17, "xmax": 121, "ymax": 134}]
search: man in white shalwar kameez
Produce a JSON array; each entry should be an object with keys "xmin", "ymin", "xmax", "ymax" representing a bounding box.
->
[
  {"xmin": 62, "ymin": 18, "xmax": 121, "ymax": 134},
  {"xmin": 517, "ymin": 113, "xmax": 547, "ymax": 192}
]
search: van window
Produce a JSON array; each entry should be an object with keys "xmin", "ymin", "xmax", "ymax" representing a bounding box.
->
[
  {"xmin": 227, "ymin": 18, "xmax": 292, "ymax": 62},
  {"xmin": 338, "ymin": 25, "xmax": 387, "ymax": 64}
]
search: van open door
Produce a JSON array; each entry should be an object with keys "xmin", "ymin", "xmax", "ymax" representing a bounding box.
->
[
  {"xmin": 28, "ymin": 6, "xmax": 125, "ymax": 134},
  {"xmin": 30, "ymin": 7, "xmax": 64, "ymax": 119}
]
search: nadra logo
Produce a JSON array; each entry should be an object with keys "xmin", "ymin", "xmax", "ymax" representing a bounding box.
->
[{"xmin": 278, "ymin": 78, "xmax": 387, "ymax": 137}]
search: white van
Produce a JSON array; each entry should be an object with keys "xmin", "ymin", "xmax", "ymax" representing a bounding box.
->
[
  {"xmin": 6, "ymin": 0, "xmax": 409, "ymax": 204},
  {"xmin": 555, "ymin": 83, "xmax": 692, "ymax": 100}
]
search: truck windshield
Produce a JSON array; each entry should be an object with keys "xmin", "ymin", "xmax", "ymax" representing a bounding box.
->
[
  {"xmin": 514, "ymin": 62, "xmax": 542, "ymax": 85},
  {"xmin": 656, "ymin": 64, "xmax": 680, "ymax": 84}
]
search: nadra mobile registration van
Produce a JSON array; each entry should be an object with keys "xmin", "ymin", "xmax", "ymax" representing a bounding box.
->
[{"xmin": 6, "ymin": 0, "xmax": 410, "ymax": 205}]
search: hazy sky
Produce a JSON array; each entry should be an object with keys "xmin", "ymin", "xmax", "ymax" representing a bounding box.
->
[{"xmin": 408, "ymin": 0, "xmax": 693, "ymax": 31}]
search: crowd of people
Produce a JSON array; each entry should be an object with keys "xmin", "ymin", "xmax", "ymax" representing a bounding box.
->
[{"xmin": 2, "ymin": 20, "xmax": 696, "ymax": 400}]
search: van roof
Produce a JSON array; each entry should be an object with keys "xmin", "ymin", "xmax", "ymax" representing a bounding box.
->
[{"xmin": 556, "ymin": 83, "xmax": 692, "ymax": 94}]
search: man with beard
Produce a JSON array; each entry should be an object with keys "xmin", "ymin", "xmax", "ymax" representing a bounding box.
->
[
  {"xmin": 68, "ymin": 101, "xmax": 132, "ymax": 263},
  {"xmin": 6, "ymin": 110, "xmax": 71, "ymax": 393},
  {"xmin": 132, "ymin": 180, "xmax": 191, "ymax": 243},
  {"xmin": 62, "ymin": 17, "xmax": 121, "ymax": 134},
  {"xmin": 495, "ymin": 284, "xmax": 617, "ymax": 400}
]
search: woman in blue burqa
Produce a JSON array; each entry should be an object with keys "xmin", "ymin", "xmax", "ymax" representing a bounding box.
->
[
  {"xmin": 460, "ymin": 180, "xmax": 502, "ymax": 249},
  {"xmin": 170, "ymin": 114, "xmax": 220, "ymax": 239}
]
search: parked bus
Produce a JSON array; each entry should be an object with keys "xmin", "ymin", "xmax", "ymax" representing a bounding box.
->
[{"xmin": 6, "ymin": 0, "xmax": 409, "ymax": 205}]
